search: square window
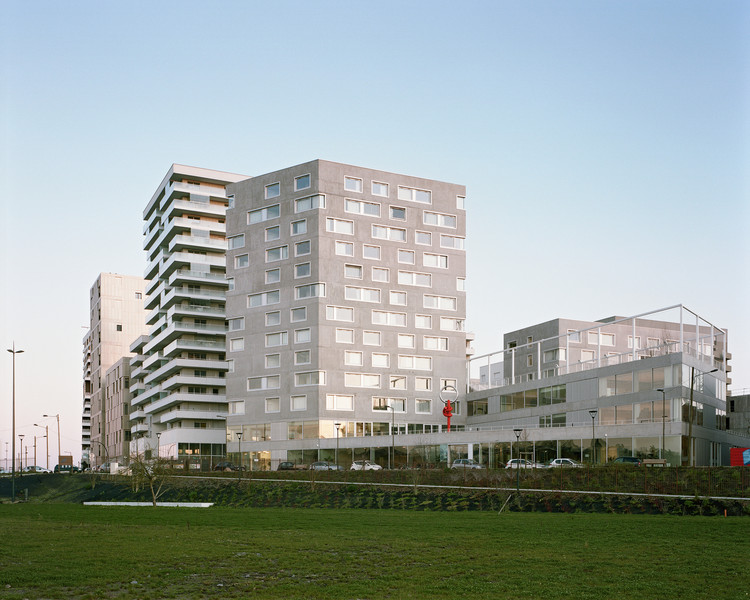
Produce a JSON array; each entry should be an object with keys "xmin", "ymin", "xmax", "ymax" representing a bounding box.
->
[
  {"xmin": 345, "ymin": 350, "xmax": 363, "ymax": 366},
  {"xmin": 291, "ymin": 395, "xmax": 307, "ymax": 411},
  {"xmin": 265, "ymin": 311, "xmax": 281, "ymax": 326},
  {"xmin": 390, "ymin": 206, "xmax": 406, "ymax": 220},
  {"xmin": 336, "ymin": 328, "xmax": 355, "ymax": 344},
  {"xmin": 390, "ymin": 375, "xmax": 407, "ymax": 390},
  {"xmin": 372, "ymin": 181, "xmax": 389, "ymax": 197},
  {"xmin": 295, "ymin": 263, "xmax": 311, "ymax": 278},
  {"xmin": 415, "ymin": 231, "xmax": 432, "ymax": 245},
  {"xmin": 265, "ymin": 397, "xmax": 280, "ymax": 413},
  {"xmin": 415, "ymin": 314, "xmax": 432, "ymax": 329},
  {"xmin": 265, "ymin": 225, "xmax": 280, "ymax": 241},
  {"xmin": 265, "ymin": 354, "xmax": 280, "ymax": 368},
  {"xmin": 372, "ymin": 267, "xmax": 389, "ymax": 282},
  {"xmin": 265, "ymin": 268, "xmax": 280, "ymax": 284},
  {"xmin": 295, "ymin": 350, "xmax": 311, "ymax": 365},
  {"xmin": 235, "ymin": 254, "xmax": 249, "ymax": 268},
  {"xmin": 416, "ymin": 398, "xmax": 431, "ymax": 414},
  {"xmin": 229, "ymin": 338, "xmax": 244, "ymax": 352},
  {"xmin": 345, "ymin": 264, "xmax": 363, "ymax": 279},
  {"xmin": 344, "ymin": 176, "xmax": 363, "ymax": 193},
  {"xmin": 398, "ymin": 334, "xmax": 415, "ymax": 348},
  {"xmin": 415, "ymin": 376, "xmax": 432, "ymax": 391},
  {"xmin": 291, "ymin": 307, "xmax": 307, "ymax": 322},
  {"xmin": 295, "ymin": 240, "xmax": 311, "ymax": 256},
  {"xmin": 371, "ymin": 353, "xmax": 389, "ymax": 368},
  {"xmin": 295, "ymin": 328, "xmax": 311, "ymax": 343},
  {"xmin": 336, "ymin": 241, "xmax": 354, "ymax": 256},
  {"xmin": 390, "ymin": 291, "xmax": 407, "ymax": 305},
  {"xmin": 228, "ymin": 234, "xmax": 245, "ymax": 249},
  {"xmin": 228, "ymin": 317, "xmax": 244, "ymax": 331},
  {"xmin": 265, "ymin": 182, "xmax": 280, "ymax": 199},
  {"xmin": 363, "ymin": 245, "xmax": 381, "ymax": 260},
  {"xmin": 363, "ymin": 330, "xmax": 381, "ymax": 346},
  {"xmin": 295, "ymin": 174, "xmax": 311, "ymax": 191},
  {"xmin": 398, "ymin": 249, "xmax": 415, "ymax": 264},
  {"xmin": 291, "ymin": 219, "xmax": 307, "ymax": 236}
]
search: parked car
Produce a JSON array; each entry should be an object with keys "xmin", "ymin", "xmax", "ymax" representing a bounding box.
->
[
  {"xmin": 23, "ymin": 465, "xmax": 51, "ymax": 473},
  {"xmin": 611, "ymin": 456, "xmax": 642, "ymax": 466},
  {"xmin": 505, "ymin": 459, "xmax": 543, "ymax": 469},
  {"xmin": 277, "ymin": 461, "xmax": 306, "ymax": 471},
  {"xmin": 309, "ymin": 461, "xmax": 344, "ymax": 471},
  {"xmin": 547, "ymin": 458, "xmax": 583, "ymax": 468},
  {"xmin": 54, "ymin": 464, "xmax": 80, "ymax": 473},
  {"xmin": 450, "ymin": 458, "xmax": 484, "ymax": 470},
  {"xmin": 213, "ymin": 461, "xmax": 241, "ymax": 471},
  {"xmin": 351, "ymin": 460, "xmax": 383, "ymax": 471}
]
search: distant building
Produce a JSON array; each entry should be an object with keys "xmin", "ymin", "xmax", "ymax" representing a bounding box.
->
[
  {"xmin": 102, "ymin": 358, "xmax": 133, "ymax": 464},
  {"xmin": 727, "ymin": 391, "xmax": 750, "ymax": 437},
  {"xmin": 83, "ymin": 273, "xmax": 147, "ymax": 468}
]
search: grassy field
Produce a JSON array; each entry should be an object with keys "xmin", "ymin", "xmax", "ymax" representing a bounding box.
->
[{"xmin": 0, "ymin": 505, "xmax": 748, "ymax": 599}]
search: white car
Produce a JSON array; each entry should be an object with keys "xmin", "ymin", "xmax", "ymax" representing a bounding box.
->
[
  {"xmin": 451, "ymin": 458, "xmax": 484, "ymax": 469},
  {"xmin": 23, "ymin": 465, "xmax": 51, "ymax": 473},
  {"xmin": 351, "ymin": 460, "xmax": 383, "ymax": 471},
  {"xmin": 547, "ymin": 458, "xmax": 582, "ymax": 468},
  {"xmin": 505, "ymin": 459, "xmax": 543, "ymax": 469}
]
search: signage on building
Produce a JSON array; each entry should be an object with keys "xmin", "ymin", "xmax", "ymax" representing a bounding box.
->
[{"xmin": 729, "ymin": 448, "xmax": 750, "ymax": 466}]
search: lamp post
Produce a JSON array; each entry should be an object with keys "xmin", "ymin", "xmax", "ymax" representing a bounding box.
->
[
  {"xmin": 156, "ymin": 432, "xmax": 161, "ymax": 460},
  {"xmin": 513, "ymin": 428, "xmax": 522, "ymax": 491},
  {"xmin": 236, "ymin": 432, "xmax": 243, "ymax": 482},
  {"xmin": 387, "ymin": 404, "xmax": 396, "ymax": 469},
  {"xmin": 18, "ymin": 434, "xmax": 25, "ymax": 471},
  {"xmin": 334, "ymin": 422, "xmax": 341, "ymax": 470},
  {"xmin": 43, "ymin": 413, "xmax": 61, "ymax": 467},
  {"xmin": 7, "ymin": 343, "xmax": 24, "ymax": 501},
  {"xmin": 656, "ymin": 388, "xmax": 667, "ymax": 461},
  {"xmin": 588, "ymin": 409, "xmax": 598, "ymax": 465},
  {"xmin": 687, "ymin": 367, "xmax": 719, "ymax": 466},
  {"xmin": 34, "ymin": 424, "xmax": 49, "ymax": 470}
]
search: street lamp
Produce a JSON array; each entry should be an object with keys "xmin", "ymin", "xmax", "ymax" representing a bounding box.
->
[
  {"xmin": 7, "ymin": 343, "xmax": 24, "ymax": 501},
  {"xmin": 687, "ymin": 367, "xmax": 719, "ymax": 466},
  {"xmin": 334, "ymin": 422, "xmax": 341, "ymax": 470},
  {"xmin": 156, "ymin": 433, "xmax": 162, "ymax": 460},
  {"xmin": 34, "ymin": 424, "xmax": 49, "ymax": 470},
  {"xmin": 18, "ymin": 434, "xmax": 25, "ymax": 471},
  {"xmin": 513, "ymin": 428, "xmax": 522, "ymax": 491},
  {"xmin": 42, "ymin": 413, "xmax": 61, "ymax": 468},
  {"xmin": 656, "ymin": 388, "xmax": 667, "ymax": 461},
  {"xmin": 588, "ymin": 409, "xmax": 598, "ymax": 465},
  {"xmin": 236, "ymin": 432, "xmax": 243, "ymax": 482}
]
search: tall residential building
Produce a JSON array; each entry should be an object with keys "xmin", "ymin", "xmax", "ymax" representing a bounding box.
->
[
  {"xmin": 83, "ymin": 273, "xmax": 147, "ymax": 468},
  {"xmin": 225, "ymin": 160, "xmax": 468, "ymax": 469},
  {"xmin": 102, "ymin": 358, "xmax": 134, "ymax": 465},
  {"xmin": 129, "ymin": 164, "xmax": 248, "ymax": 468}
]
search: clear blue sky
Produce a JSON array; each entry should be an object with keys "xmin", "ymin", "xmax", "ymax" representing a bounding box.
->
[{"xmin": 2, "ymin": 0, "xmax": 748, "ymax": 465}]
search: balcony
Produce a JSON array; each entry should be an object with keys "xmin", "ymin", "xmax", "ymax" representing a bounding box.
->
[
  {"xmin": 144, "ymin": 249, "xmax": 165, "ymax": 280},
  {"xmin": 169, "ymin": 269, "xmax": 229, "ymax": 288},
  {"xmin": 131, "ymin": 422, "xmax": 149, "ymax": 434},
  {"xmin": 168, "ymin": 303, "xmax": 225, "ymax": 320},
  {"xmin": 164, "ymin": 338, "xmax": 226, "ymax": 358},
  {"xmin": 163, "ymin": 196, "xmax": 226, "ymax": 221},
  {"xmin": 169, "ymin": 216, "xmax": 226, "ymax": 237},
  {"xmin": 144, "ymin": 358, "xmax": 228, "ymax": 386},
  {"xmin": 143, "ymin": 222, "xmax": 164, "ymax": 252},
  {"xmin": 160, "ymin": 251, "xmax": 225, "ymax": 278},
  {"xmin": 143, "ymin": 351, "xmax": 166, "ymax": 370},
  {"xmin": 162, "ymin": 286, "xmax": 226, "ymax": 310},
  {"xmin": 162, "ymin": 374, "xmax": 226, "ymax": 391},
  {"xmin": 159, "ymin": 408, "xmax": 228, "ymax": 424},
  {"xmin": 143, "ymin": 321, "xmax": 226, "ymax": 355},
  {"xmin": 169, "ymin": 234, "xmax": 227, "ymax": 254},
  {"xmin": 145, "ymin": 392, "xmax": 227, "ymax": 415}
]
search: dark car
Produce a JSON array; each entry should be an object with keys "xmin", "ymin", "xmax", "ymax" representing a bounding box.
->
[
  {"xmin": 213, "ymin": 461, "xmax": 241, "ymax": 471},
  {"xmin": 309, "ymin": 461, "xmax": 344, "ymax": 471},
  {"xmin": 277, "ymin": 461, "xmax": 303, "ymax": 471},
  {"xmin": 611, "ymin": 456, "xmax": 642, "ymax": 466},
  {"xmin": 54, "ymin": 464, "xmax": 80, "ymax": 474}
]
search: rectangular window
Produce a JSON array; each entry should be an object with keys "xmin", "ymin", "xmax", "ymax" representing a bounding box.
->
[
  {"xmin": 580, "ymin": 349, "xmax": 595, "ymax": 362},
  {"xmin": 398, "ymin": 271, "xmax": 432, "ymax": 287},
  {"xmin": 416, "ymin": 398, "xmax": 431, "ymax": 414},
  {"xmin": 628, "ymin": 336, "xmax": 642, "ymax": 349},
  {"xmin": 265, "ymin": 397, "xmax": 280, "ymax": 413},
  {"xmin": 372, "ymin": 224, "xmax": 406, "ymax": 242},
  {"xmin": 295, "ymin": 260, "xmax": 310, "ymax": 278},
  {"xmin": 336, "ymin": 328, "xmax": 355, "ymax": 344},
  {"xmin": 228, "ymin": 234, "xmax": 245, "ymax": 249},
  {"xmin": 456, "ymin": 196, "xmax": 466, "ymax": 210},
  {"xmin": 424, "ymin": 336, "xmax": 448, "ymax": 351},
  {"xmin": 345, "ymin": 350, "xmax": 363, "ymax": 366},
  {"xmin": 227, "ymin": 359, "xmax": 234, "ymax": 373},
  {"xmin": 248, "ymin": 204, "xmax": 280, "ymax": 224},
  {"xmin": 265, "ymin": 268, "xmax": 280, "ymax": 284},
  {"xmin": 397, "ymin": 249, "xmax": 415, "ymax": 264},
  {"xmin": 327, "ymin": 305, "xmax": 354, "ymax": 321},
  {"xmin": 345, "ymin": 372, "xmax": 380, "ymax": 388},
  {"xmin": 398, "ymin": 333, "xmax": 415, "ymax": 348},
  {"xmin": 456, "ymin": 277, "xmax": 466, "ymax": 292},
  {"xmin": 601, "ymin": 333, "xmax": 615, "ymax": 346},
  {"xmin": 294, "ymin": 174, "xmax": 311, "ymax": 191},
  {"xmin": 248, "ymin": 290, "xmax": 280, "ymax": 308},
  {"xmin": 415, "ymin": 314, "xmax": 432, "ymax": 329},
  {"xmin": 235, "ymin": 254, "xmax": 249, "ymax": 268},
  {"xmin": 227, "ymin": 278, "xmax": 234, "ymax": 291},
  {"xmin": 345, "ymin": 198, "xmax": 380, "ymax": 217},
  {"xmin": 229, "ymin": 338, "xmax": 244, "ymax": 352},
  {"xmin": 372, "ymin": 267, "xmax": 389, "ymax": 282},
  {"xmin": 294, "ymin": 328, "xmax": 311, "ymax": 343},
  {"xmin": 423, "ymin": 211, "xmax": 457, "ymax": 228},
  {"xmin": 389, "ymin": 291, "xmax": 407, "ymax": 305},
  {"xmin": 415, "ymin": 377, "xmax": 432, "ymax": 391},
  {"xmin": 397, "ymin": 186, "xmax": 431, "ymax": 204},
  {"xmin": 296, "ymin": 371, "xmax": 325, "ymax": 386},
  {"xmin": 372, "ymin": 310, "xmax": 407, "ymax": 327},
  {"xmin": 265, "ymin": 225, "xmax": 280, "ymax": 241},
  {"xmin": 423, "ymin": 294, "xmax": 457, "ymax": 310},
  {"xmin": 327, "ymin": 217, "xmax": 354, "ymax": 235},
  {"xmin": 390, "ymin": 375, "xmax": 407, "ymax": 390},
  {"xmin": 527, "ymin": 355, "xmax": 533, "ymax": 367},
  {"xmin": 247, "ymin": 375, "xmax": 280, "ymax": 390},
  {"xmin": 345, "ymin": 286, "xmax": 381, "ymax": 303},
  {"xmin": 363, "ymin": 245, "xmax": 381, "ymax": 260},
  {"xmin": 295, "ymin": 240, "xmax": 311, "ymax": 256},
  {"xmin": 371, "ymin": 352, "xmax": 389, "ymax": 368},
  {"xmin": 344, "ymin": 176, "xmax": 363, "ymax": 193},
  {"xmin": 363, "ymin": 330, "xmax": 381, "ymax": 346},
  {"xmin": 439, "ymin": 316, "xmax": 464, "ymax": 331},
  {"xmin": 587, "ymin": 331, "xmax": 598, "ymax": 345},
  {"xmin": 373, "ymin": 397, "xmax": 406, "ymax": 412},
  {"xmin": 295, "ymin": 283, "xmax": 325, "ymax": 299},
  {"xmin": 335, "ymin": 241, "xmax": 354, "ymax": 256},
  {"xmin": 295, "ymin": 194, "xmax": 325, "ymax": 213},
  {"xmin": 265, "ymin": 245, "xmax": 289, "ymax": 262},
  {"xmin": 344, "ymin": 264, "xmax": 363, "ymax": 279},
  {"xmin": 415, "ymin": 231, "xmax": 432, "ymax": 245},
  {"xmin": 372, "ymin": 181, "xmax": 389, "ymax": 197},
  {"xmin": 265, "ymin": 331, "xmax": 288, "ymax": 347},
  {"xmin": 423, "ymin": 253, "xmax": 448, "ymax": 269},
  {"xmin": 265, "ymin": 182, "xmax": 280, "ymax": 199},
  {"xmin": 440, "ymin": 378, "xmax": 457, "ymax": 391},
  {"xmin": 390, "ymin": 206, "xmax": 406, "ymax": 220},
  {"xmin": 228, "ymin": 317, "xmax": 244, "ymax": 331},
  {"xmin": 290, "ymin": 306, "xmax": 307, "ymax": 322},
  {"xmin": 326, "ymin": 394, "xmax": 354, "ymax": 411},
  {"xmin": 398, "ymin": 355, "xmax": 432, "ymax": 370},
  {"xmin": 440, "ymin": 234, "xmax": 465, "ymax": 250},
  {"xmin": 543, "ymin": 348, "xmax": 567, "ymax": 362},
  {"xmin": 265, "ymin": 354, "xmax": 280, "ymax": 368},
  {"xmin": 568, "ymin": 329, "xmax": 581, "ymax": 343},
  {"xmin": 294, "ymin": 350, "xmax": 311, "ymax": 365},
  {"xmin": 291, "ymin": 395, "xmax": 307, "ymax": 411},
  {"xmin": 291, "ymin": 219, "xmax": 307, "ymax": 235}
]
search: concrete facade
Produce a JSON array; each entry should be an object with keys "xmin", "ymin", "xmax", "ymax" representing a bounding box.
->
[
  {"xmin": 84, "ymin": 273, "xmax": 147, "ymax": 468},
  {"xmin": 224, "ymin": 160, "xmax": 468, "ymax": 468},
  {"xmin": 102, "ymin": 358, "xmax": 133, "ymax": 464},
  {"xmin": 129, "ymin": 164, "xmax": 248, "ymax": 468}
]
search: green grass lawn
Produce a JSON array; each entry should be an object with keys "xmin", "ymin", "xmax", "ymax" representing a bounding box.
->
[{"xmin": 0, "ymin": 505, "xmax": 747, "ymax": 599}]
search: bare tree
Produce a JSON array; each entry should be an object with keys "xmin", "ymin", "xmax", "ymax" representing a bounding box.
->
[{"xmin": 129, "ymin": 453, "xmax": 173, "ymax": 506}]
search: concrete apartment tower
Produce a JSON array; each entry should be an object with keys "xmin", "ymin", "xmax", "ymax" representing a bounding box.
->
[
  {"xmin": 83, "ymin": 273, "xmax": 147, "ymax": 468},
  {"xmin": 129, "ymin": 164, "xmax": 248, "ymax": 468},
  {"xmin": 224, "ymin": 160, "xmax": 467, "ymax": 469}
]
